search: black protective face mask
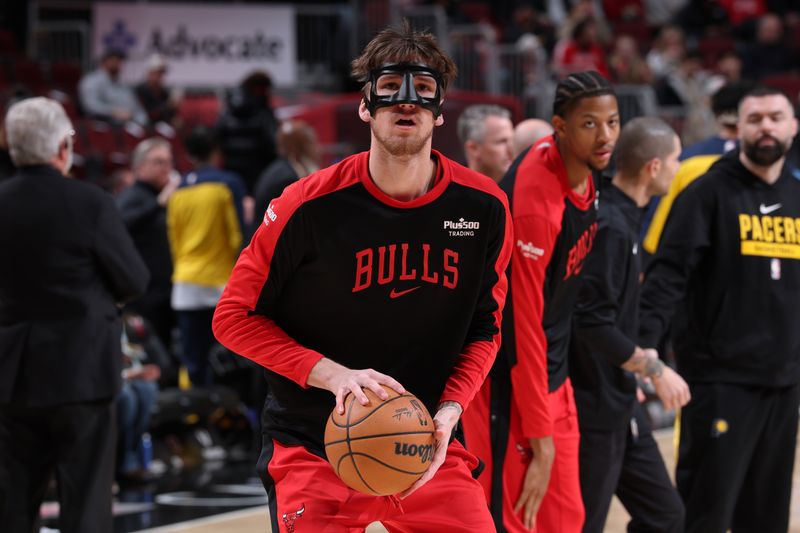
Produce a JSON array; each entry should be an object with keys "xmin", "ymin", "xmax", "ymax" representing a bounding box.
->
[{"xmin": 365, "ymin": 63, "xmax": 444, "ymax": 118}]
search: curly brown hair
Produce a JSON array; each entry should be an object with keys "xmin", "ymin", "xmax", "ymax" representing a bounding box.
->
[{"xmin": 350, "ymin": 20, "xmax": 458, "ymax": 93}]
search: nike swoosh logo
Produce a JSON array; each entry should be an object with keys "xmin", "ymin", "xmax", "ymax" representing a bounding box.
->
[
  {"xmin": 760, "ymin": 203, "xmax": 782, "ymax": 214},
  {"xmin": 390, "ymin": 286, "xmax": 421, "ymax": 299}
]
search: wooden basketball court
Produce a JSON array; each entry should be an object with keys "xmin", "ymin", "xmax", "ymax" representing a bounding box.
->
[{"xmin": 134, "ymin": 429, "xmax": 800, "ymax": 533}]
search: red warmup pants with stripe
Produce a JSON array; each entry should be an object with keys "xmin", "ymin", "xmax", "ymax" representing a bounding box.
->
[
  {"xmin": 259, "ymin": 439, "xmax": 496, "ymax": 532},
  {"xmin": 462, "ymin": 378, "xmax": 584, "ymax": 533}
]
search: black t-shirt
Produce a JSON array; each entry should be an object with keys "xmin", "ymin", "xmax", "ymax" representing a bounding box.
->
[{"xmin": 213, "ymin": 150, "xmax": 512, "ymax": 451}]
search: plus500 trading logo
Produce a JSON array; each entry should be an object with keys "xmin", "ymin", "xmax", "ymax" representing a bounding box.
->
[
  {"xmin": 443, "ymin": 218, "xmax": 480, "ymax": 230},
  {"xmin": 444, "ymin": 218, "xmax": 480, "ymax": 237}
]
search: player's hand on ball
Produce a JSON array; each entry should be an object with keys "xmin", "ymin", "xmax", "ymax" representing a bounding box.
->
[
  {"xmin": 515, "ymin": 435, "xmax": 555, "ymax": 530},
  {"xmin": 399, "ymin": 401, "xmax": 462, "ymax": 499},
  {"xmin": 653, "ymin": 366, "xmax": 691, "ymax": 411},
  {"xmin": 308, "ymin": 358, "xmax": 406, "ymax": 414}
]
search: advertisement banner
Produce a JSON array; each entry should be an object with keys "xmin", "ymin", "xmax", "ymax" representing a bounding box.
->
[{"xmin": 92, "ymin": 3, "xmax": 297, "ymax": 87}]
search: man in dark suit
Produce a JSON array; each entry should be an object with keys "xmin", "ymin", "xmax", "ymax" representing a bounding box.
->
[{"xmin": 0, "ymin": 97, "xmax": 149, "ymax": 533}]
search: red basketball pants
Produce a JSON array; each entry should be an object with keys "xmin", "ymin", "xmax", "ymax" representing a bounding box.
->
[
  {"xmin": 462, "ymin": 378, "xmax": 584, "ymax": 533},
  {"xmin": 260, "ymin": 439, "xmax": 496, "ymax": 532}
]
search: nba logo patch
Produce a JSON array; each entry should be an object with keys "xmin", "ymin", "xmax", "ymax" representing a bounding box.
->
[
  {"xmin": 711, "ymin": 418, "xmax": 729, "ymax": 438},
  {"xmin": 771, "ymin": 258, "xmax": 781, "ymax": 280}
]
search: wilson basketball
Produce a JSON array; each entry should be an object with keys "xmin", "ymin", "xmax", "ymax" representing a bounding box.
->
[{"xmin": 324, "ymin": 385, "xmax": 435, "ymax": 496}]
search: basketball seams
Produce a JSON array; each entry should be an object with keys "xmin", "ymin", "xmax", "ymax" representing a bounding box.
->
[
  {"xmin": 328, "ymin": 393, "xmax": 413, "ymax": 428},
  {"xmin": 344, "ymin": 394, "xmax": 380, "ymax": 495},
  {"xmin": 348, "ymin": 452, "xmax": 430, "ymax": 476},
  {"xmin": 324, "ymin": 429, "xmax": 435, "ymax": 447},
  {"xmin": 335, "ymin": 454, "xmax": 380, "ymax": 496},
  {"xmin": 350, "ymin": 394, "xmax": 410, "ymax": 426}
]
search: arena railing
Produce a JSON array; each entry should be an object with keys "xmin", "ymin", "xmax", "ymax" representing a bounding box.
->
[{"xmin": 31, "ymin": 20, "xmax": 91, "ymax": 72}]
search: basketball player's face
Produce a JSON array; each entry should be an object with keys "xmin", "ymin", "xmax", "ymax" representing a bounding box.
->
[
  {"xmin": 555, "ymin": 95, "xmax": 620, "ymax": 171},
  {"xmin": 359, "ymin": 91, "xmax": 444, "ymax": 157}
]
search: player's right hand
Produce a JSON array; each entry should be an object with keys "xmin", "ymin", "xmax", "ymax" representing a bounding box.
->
[
  {"xmin": 652, "ymin": 366, "xmax": 691, "ymax": 411},
  {"xmin": 514, "ymin": 435, "xmax": 555, "ymax": 530},
  {"xmin": 308, "ymin": 358, "xmax": 406, "ymax": 414}
]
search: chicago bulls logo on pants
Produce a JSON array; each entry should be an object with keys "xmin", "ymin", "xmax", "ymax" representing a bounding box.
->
[{"xmin": 282, "ymin": 503, "xmax": 305, "ymax": 532}]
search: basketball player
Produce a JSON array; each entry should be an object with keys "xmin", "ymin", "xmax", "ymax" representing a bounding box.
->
[
  {"xmin": 462, "ymin": 71, "xmax": 620, "ymax": 533},
  {"xmin": 571, "ymin": 117, "xmax": 689, "ymax": 533},
  {"xmin": 213, "ymin": 22, "xmax": 512, "ymax": 532},
  {"xmin": 640, "ymin": 87, "xmax": 800, "ymax": 533}
]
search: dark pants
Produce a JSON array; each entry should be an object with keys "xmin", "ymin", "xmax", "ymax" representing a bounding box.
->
[
  {"xmin": 176, "ymin": 308, "xmax": 216, "ymax": 387},
  {"xmin": 0, "ymin": 400, "xmax": 116, "ymax": 533},
  {"xmin": 678, "ymin": 382, "xmax": 799, "ymax": 533},
  {"xmin": 580, "ymin": 405, "xmax": 684, "ymax": 533}
]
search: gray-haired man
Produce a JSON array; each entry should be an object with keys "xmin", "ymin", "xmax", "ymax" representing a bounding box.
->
[
  {"xmin": 0, "ymin": 97, "xmax": 148, "ymax": 533},
  {"xmin": 457, "ymin": 104, "xmax": 514, "ymax": 183}
]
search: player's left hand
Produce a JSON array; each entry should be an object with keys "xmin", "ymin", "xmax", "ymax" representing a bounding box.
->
[{"xmin": 398, "ymin": 401, "xmax": 462, "ymax": 499}]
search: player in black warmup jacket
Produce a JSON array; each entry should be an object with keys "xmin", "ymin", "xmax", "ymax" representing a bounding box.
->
[
  {"xmin": 571, "ymin": 117, "xmax": 689, "ymax": 533},
  {"xmin": 640, "ymin": 87, "xmax": 800, "ymax": 533}
]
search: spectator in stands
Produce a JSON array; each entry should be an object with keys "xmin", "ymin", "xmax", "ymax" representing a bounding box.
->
[
  {"xmin": 654, "ymin": 49, "xmax": 708, "ymax": 109},
  {"xmin": 656, "ymin": 48, "xmax": 720, "ymax": 144},
  {"xmin": 457, "ymin": 104, "xmax": 514, "ymax": 183},
  {"xmin": 551, "ymin": 0, "xmax": 610, "ymax": 42},
  {"xmin": 718, "ymin": 0, "xmax": 767, "ymax": 25},
  {"xmin": 672, "ymin": 0, "xmax": 730, "ymax": 38},
  {"xmin": 253, "ymin": 120, "xmax": 321, "ymax": 226},
  {"xmin": 135, "ymin": 54, "xmax": 178, "ymax": 126},
  {"xmin": 0, "ymin": 97, "xmax": 149, "ymax": 533},
  {"xmin": 503, "ymin": 5, "xmax": 556, "ymax": 53},
  {"xmin": 168, "ymin": 138, "xmax": 243, "ymax": 387},
  {"xmin": 217, "ymin": 70, "xmax": 279, "ymax": 193},
  {"xmin": 117, "ymin": 313, "xmax": 163, "ymax": 484},
  {"xmin": 646, "ymin": 25, "xmax": 686, "ymax": 80},
  {"xmin": 602, "ymin": 0, "xmax": 644, "ymax": 22},
  {"xmin": 117, "ymin": 138, "xmax": 178, "ymax": 351},
  {"xmin": 643, "ymin": 0, "xmax": 690, "ymax": 26},
  {"xmin": 183, "ymin": 127, "xmax": 248, "ymax": 233},
  {"xmin": 707, "ymin": 51, "xmax": 743, "ymax": 94},
  {"xmin": 552, "ymin": 17, "xmax": 611, "ymax": 79},
  {"xmin": 512, "ymin": 118, "xmax": 554, "ymax": 157},
  {"xmin": 79, "ymin": 49, "xmax": 148, "ymax": 126},
  {"xmin": 608, "ymin": 34, "xmax": 653, "ymax": 85},
  {"xmin": 741, "ymin": 13, "xmax": 796, "ymax": 81}
]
